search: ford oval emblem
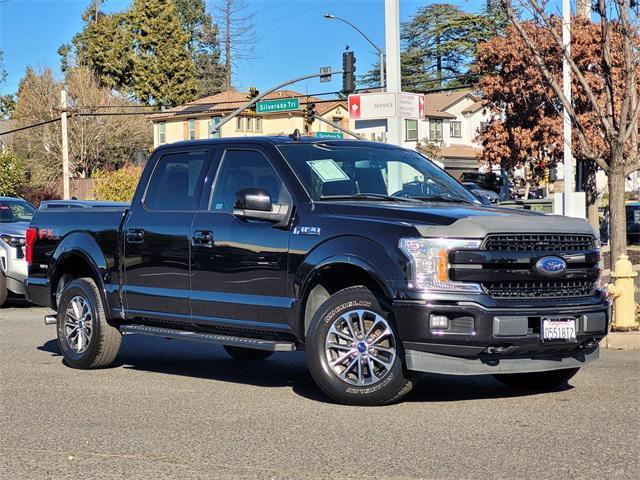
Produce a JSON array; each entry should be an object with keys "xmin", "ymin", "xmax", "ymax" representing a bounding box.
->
[{"xmin": 535, "ymin": 256, "xmax": 567, "ymax": 276}]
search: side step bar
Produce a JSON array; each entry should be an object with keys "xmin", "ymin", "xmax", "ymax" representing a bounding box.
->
[{"xmin": 119, "ymin": 324, "xmax": 296, "ymax": 352}]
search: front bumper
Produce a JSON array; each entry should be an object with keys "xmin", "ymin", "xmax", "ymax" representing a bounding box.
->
[{"xmin": 393, "ymin": 295, "xmax": 609, "ymax": 375}]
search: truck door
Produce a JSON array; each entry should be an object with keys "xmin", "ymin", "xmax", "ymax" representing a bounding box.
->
[
  {"xmin": 123, "ymin": 147, "xmax": 212, "ymax": 322},
  {"xmin": 189, "ymin": 146, "xmax": 293, "ymax": 334}
]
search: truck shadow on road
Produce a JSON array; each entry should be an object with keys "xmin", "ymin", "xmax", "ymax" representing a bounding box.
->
[{"xmin": 38, "ymin": 335, "xmax": 572, "ymax": 404}]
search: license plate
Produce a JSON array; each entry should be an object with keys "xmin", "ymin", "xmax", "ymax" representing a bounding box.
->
[{"xmin": 541, "ymin": 318, "xmax": 577, "ymax": 342}]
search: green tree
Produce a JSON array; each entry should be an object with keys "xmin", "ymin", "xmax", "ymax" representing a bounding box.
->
[
  {"xmin": 129, "ymin": 0, "xmax": 198, "ymax": 106},
  {"xmin": 62, "ymin": 0, "xmax": 133, "ymax": 90},
  {"xmin": 175, "ymin": 0, "xmax": 225, "ymax": 96},
  {"xmin": 364, "ymin": 3, "xmax": 505, "ymax": 90},
  {"xmin": 0, "ymin": 149, "xmax": 24, "ymax": 196}
]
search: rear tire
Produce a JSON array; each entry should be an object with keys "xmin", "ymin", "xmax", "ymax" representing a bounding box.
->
[
  {"xmin": 493, "ymin": 368, "xmax": 580, "ymax": 390},
  {"xmin": 223, "ymin": 345, "xmax": 273, "ymax": 361},
  {"xmin": 57, "ymin": 277, "xmax": 121, "ymax": 369},
  {"xmin": 0, "ymin": 272, "xmax": 7, "ymax": 307},
  {"xmin": 306, "ymin": 286, "xmax": 416, "ymax": 406}
]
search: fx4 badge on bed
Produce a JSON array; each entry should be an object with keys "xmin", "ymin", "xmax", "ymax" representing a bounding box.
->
[{"xmin": 293, "ymin": 226, "xmax": 321, "ymax": 236}]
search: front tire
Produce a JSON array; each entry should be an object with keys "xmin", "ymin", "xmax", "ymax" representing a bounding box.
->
[
  {"xmin": 57, "ymin": 277, "xmax": 121, "ymax": 369},
  {"xmin": 493, "ymin": 368, "xmax": 580, "ymax": 390},
  {"xmin": 223, "ymin": 345, "xmax": 273, "ymax": 361},
  {"xmin": 306, "ymin": 286, "xmax": 415, "ymax": 406}
]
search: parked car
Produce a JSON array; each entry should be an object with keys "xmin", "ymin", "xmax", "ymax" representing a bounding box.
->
[
  {"xmin": 40, "ymin": 200, "xmax": 130, "ymax": 209},
  {"xmin": 597, "ymin": 203, "xmax": 640, "ymax": 245},
  {"xmin": 461, "ymin": 182, "xmax": 499, "ymax": 205},
  {"xmin": 625, "ymin": 202, "xmax": 640, "ymax": 244},
  {"xmin": 0, "ymin": 197, "xmax": 36, "ymax": 306},
  {"xmin": 26, "ymin": 137, "xmax": 607, "ymax": 405},
  {"xmin": 459, "ymin": 171, "xmax": 503, "ymax": 194}
]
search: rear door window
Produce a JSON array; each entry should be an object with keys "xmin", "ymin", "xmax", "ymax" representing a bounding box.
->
[{"xmin": 144, "ymin": 150, "xmax": 209, "ymax": 211}]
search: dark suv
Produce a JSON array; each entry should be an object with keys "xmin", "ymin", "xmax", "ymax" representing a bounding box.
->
[{"xmin": 26, "ymin": 137, "xmax": 608, "ymax": 405}]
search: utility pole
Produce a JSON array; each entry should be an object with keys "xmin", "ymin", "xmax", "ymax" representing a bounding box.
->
[
  {"xmin": 561, "ymin": 0, "xmax": 572, "ymax": 216},
  {"xmin": 60, "ymin": 89, "xmax": 70, "ymax": 200},
  {"xmin": 384, "ymin": 0, "xmax": 403, "ymax": 193}
]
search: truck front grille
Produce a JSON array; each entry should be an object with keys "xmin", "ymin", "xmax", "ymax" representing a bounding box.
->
[
  {"xmin": 483, "ymin": 280, "xmax": 596, "ymax": 299},
  {"xmin": 483, "ymin": 234, "xmax": 595, "ymax": 252}
]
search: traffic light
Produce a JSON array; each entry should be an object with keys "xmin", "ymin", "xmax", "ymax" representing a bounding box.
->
[
  {"xmin": 247, "ymin": 86, "xmax": 259, "ymax": 99},
  {"xmin": 306, "ymin": 103, "xmax": 316, "ymax": 124},
  {"xmin": 342, "ymin": 51, "xmax": 356, "ymax": 94},
  {"xmin": 247, "ymin": 86, "xmax": 259, "ymax": 112}
]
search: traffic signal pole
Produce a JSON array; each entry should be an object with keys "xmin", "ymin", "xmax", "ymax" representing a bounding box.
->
[{"xmin": 210, "ymin": 70, "xmax": 347, "ymax": 134}]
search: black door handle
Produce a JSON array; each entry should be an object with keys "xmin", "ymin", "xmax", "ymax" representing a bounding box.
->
[
  {"xmin": 192, "ymin": 230, "xmax": 214, "ymax": 248},
  {"xmin": 126, "ymin": 229, "xmax": 145, "ymax": 243}
]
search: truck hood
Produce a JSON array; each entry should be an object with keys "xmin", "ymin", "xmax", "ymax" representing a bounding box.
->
[
  {"xmin": 0, "ymin": 221, "xmax": 30, "ymax": 237},
  {"xmin": 323, "ymin": 201, "xmax": 596, "ymax": 238}
]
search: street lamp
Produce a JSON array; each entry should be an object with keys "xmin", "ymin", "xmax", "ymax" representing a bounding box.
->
[{"xmin": 323, "ymin": 13, "xmax": 385, "ymax": 90}]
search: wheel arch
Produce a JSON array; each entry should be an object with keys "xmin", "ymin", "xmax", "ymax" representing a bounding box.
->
[
  {"xmin": 295, "ymin": 236, "xmax": 402, "ymax": 338},
  {"xmin": 49, "ymin": 232, "xmax": 112, "ymax": 313}
]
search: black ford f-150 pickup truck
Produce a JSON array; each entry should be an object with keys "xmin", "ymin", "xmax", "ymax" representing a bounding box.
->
[{"xmin": 25, "ymin": 136, "xmax": 608, "ymax": 405}]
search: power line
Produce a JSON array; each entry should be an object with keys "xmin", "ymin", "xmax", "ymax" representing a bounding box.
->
[{"xmin": 0, "ymin": 117, "xmax": 60, "ymax": 135}]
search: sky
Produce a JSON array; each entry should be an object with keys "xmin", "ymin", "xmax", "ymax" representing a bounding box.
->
[{"xmin": 0, "ymin": 0, "xmax": 487, "ymax": 98}]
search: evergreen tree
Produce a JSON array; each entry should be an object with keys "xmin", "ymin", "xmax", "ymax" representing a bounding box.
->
[
  {"xmin": 63, "ymin": 0, "xmax": 133, "ymax": 90},
  {"xmin": 363, "ymin": 3, "xmax": 505, "ymax": 91},
  {"xmin": 175, "ymin": 0, "xmax": 226, "ymax": 96},
  {"xmin": 129, "ymin": 0, "xmax": 198, "ymax": 106}
]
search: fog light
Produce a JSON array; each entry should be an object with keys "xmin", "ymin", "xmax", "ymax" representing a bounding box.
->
[{"xmin": 430, "ymin": 314, "xmax": 449, "ymax": 330}]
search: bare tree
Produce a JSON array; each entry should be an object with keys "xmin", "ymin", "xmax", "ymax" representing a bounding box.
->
[
  {"xmin": 11, "ymin": 66, "xmax": 151, "ymax": 188},
  {"xmin": 215, "ymin": 0, "xmax": 257, "ymax": 90},
  {"xmin": 501, "ymin": 0, "xmax": 639, "ymax": 263}
]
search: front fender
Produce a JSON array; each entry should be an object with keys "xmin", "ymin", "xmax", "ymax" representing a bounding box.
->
[{"xmin": 294, "ymin": 235, "xmax": 404, "ymax": 300}]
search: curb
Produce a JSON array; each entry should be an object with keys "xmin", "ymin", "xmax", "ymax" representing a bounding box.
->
[{"xmin": 602, "ymin": 331, "xmax": 640, "ymax": 350}]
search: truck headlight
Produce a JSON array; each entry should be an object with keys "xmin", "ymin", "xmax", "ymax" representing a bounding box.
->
[
  {"xmin": 399, "ymin": 238, "xmax": 482, "ymax": 293},
  {"xmin": 1, "ymin": 234, "xmax": 26, "ymax": 248}
]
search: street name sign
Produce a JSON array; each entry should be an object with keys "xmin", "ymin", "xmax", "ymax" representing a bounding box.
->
[
  {"xmin": 256, "ymin": 98, "xmax": 300, "ymax": 113},
  {"xmin": 315, "ymin": 131, "xmax": 344, "ymax": 139}
]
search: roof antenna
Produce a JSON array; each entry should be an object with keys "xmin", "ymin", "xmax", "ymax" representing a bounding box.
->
[{"xmin": 289, "ymin": 128, "xmax": 301, "ymax": 141}]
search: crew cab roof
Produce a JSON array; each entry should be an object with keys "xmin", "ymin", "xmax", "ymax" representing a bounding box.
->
[{"xmin": 153, "ymin": 136, "xmax": 401, "ymax": 152}]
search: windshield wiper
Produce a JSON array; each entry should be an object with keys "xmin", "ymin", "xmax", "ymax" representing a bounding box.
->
[
  {"xmin": 413, "ymin": 195, "xmax": 476, "ymax": 204},
  {"xmin": 320, "ymin": 193, "xmax": 423, "ymax": 203}
]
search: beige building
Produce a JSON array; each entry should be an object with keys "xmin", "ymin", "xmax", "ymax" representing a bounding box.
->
[{"xmin": 148, "ymin": 89, "xmax": 349, "ymax": 148}]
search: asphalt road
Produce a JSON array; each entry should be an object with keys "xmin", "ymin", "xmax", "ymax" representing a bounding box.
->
[{"xmin": 1, "ymin": 299, "xmax": 639, "ymax": 480}]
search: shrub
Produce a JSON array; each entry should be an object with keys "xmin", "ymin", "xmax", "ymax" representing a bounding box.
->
[
  {"xmin": 18, "ymin": 184, "xmax": 60, "ymax": 207},
  {"xmin": 93, "ymin": 164, "xmax": 143, "ymax": 202},
  {"xmin": 0, "ymin": 149, "xmax": 24, "ymax": 197}
]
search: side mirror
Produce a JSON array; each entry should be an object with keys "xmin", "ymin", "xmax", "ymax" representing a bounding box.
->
[
  {"xmin": 233, "ymin": 188, "xmax": 289, "ymax": 223},
  {"xmin": 234, "ymin": 188, "xmax": 272, "ymax": 212}
]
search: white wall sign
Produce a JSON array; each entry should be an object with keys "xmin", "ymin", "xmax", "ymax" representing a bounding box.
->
[{"xmin": 348, "ymin": 92, "xmax": 424, "ymax": 120}]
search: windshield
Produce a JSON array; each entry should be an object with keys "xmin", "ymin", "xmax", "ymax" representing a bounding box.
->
[
  {"xmin": 277, "ymin": 143, "xmax": 478, "ymax": 203},
  {"xmin": 0, "ymin": 200, "xmax": 36, "ymax": 223}
]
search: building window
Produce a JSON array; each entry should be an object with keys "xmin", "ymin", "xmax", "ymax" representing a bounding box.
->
[
  {"xmin": 450, "ymin": 121, "xmax": 461, "ymax": 138},
  {"xmin": 158, "ymin": 122, "xmax": 166, "ymax": 144},
  {"xmin": 479, "ymin": 121, "xmax": 488, "ymax": 133},
  {"xmin": 188, "ymin": 118, "xmax": 196, "ymax": 140},
  {"xmin": 405, "ymin": 119, "xmax": 418, "ymax": 141},
  {"xmin": 246, "ymin": 117, "xmax": 253, "ymax": 132},
  {"xmin": 208, "ymin": 117, "xmax": 220, "ymax": 139},
  {"xmin": 236, "ymin": 117, "xmax": 244, "ymax": 131},
  {"xmin": 255, "ymin": 117, "xmax": 262, "ymax": 132},
  {"xmin": 429, "ymin": 119, "xmax": 443, "ymax": 141},
  {"xmin": 332, "ymin": 116, "xmax": 342, "ymax": 132}
]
